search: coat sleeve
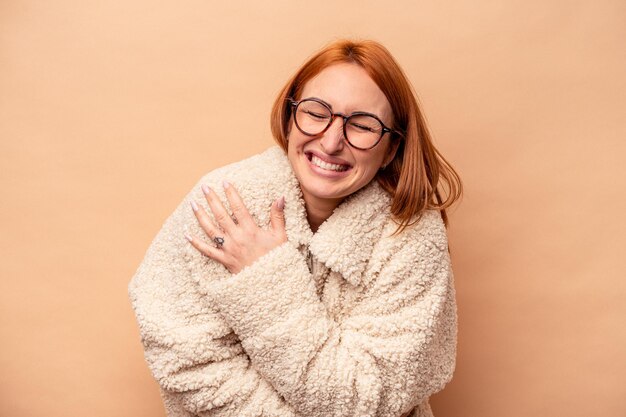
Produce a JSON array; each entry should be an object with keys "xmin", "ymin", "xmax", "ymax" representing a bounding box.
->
[
  {"xmin": 204, "ymin": 222, "xmax": 457, "ymax": 417},
  {"xmin": 127, "ymin": 176, "xmax": 297, "ymax": 417}
]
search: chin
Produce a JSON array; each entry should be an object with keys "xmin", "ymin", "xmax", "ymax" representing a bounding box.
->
[
  {"xmin": 303, "ymin": 184, "xmax": 346, "ymax": 201},
  {"xmin": 300, "ymin": 171, "xmax": 371, "ymax": 202}
]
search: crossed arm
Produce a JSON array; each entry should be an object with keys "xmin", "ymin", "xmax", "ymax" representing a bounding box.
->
[{"xmin": 129, "ymin": 178, "xmax": 456, "ymax": 417}]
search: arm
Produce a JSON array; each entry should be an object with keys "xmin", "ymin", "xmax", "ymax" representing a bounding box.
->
[
  {"xmin": 128, "ymin": 176, "xmax": 296, "ymax": 417},
  {"xmin": 205, "ymin": 220, "xmax": 457, "ymax": 417}
]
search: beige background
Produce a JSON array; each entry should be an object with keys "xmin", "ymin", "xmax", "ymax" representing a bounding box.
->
[{"xmin": 1, "ymin": 1, "xmax": 625, "ymax": 416}]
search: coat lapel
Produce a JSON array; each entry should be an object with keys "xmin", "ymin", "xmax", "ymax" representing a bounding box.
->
[
  {"xmin": 308, "ymin": 180, "xmax": 391, "ymax": 287},
  {"xmin": 270, "ymin": 146, "xmax": 392, "ymax": 287}
]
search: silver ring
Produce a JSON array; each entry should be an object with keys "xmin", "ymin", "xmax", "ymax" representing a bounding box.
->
[{"xmin": 213, "ymin": 236, "xmax": 225, "ymax": 248}]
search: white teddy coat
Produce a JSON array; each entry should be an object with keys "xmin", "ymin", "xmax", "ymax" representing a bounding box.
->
[{"xmin": 128, "ymin": 145, "xmax": 457, "ymax": 417}]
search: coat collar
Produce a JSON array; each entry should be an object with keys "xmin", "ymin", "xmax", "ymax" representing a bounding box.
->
[{"xmin": 268, "ymin": 146, "xmax": 392, "ymax": 287}]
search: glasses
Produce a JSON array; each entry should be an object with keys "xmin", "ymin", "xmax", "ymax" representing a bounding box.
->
[{"xmin": 288, "ymin": 97, "xmax": 402, "ymax": 150}]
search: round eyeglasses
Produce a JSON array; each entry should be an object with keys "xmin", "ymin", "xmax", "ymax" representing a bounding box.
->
[{"xmin": 289, "ymin": 97, "xmax": 402, "ymax": 150}]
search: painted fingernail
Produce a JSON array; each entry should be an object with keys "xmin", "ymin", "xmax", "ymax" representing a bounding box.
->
[
  {"xmin": 190, "ymin": 200, "xmax": 199, "ymax": 212},
  {"xmin": 277, "ymin": 196, "xmax": 285, "ymax": 210},
  {"xmin": 184, "ymin": 233, "xmax": 193, "ymax": 242},
  {"xmin": 223, "ymin": 180, "xmax": 230, "ymax": 189},
  {"xmin": 201, "ymin": 184, "xmax": 211, "ymax": 195}
]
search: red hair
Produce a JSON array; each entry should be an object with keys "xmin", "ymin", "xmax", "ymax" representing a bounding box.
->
[{"xmin": 270, "ymin": 39, "xmax": 462, "ymax": 234}]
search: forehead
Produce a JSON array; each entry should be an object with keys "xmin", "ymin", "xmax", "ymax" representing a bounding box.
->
[{"xmin": 300, "ymin": 63, "xmax": 392, "ymax": 121}]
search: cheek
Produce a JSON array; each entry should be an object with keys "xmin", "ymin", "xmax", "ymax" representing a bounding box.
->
[
  {"xmin": 287, "ymin": 126, "xmax": 314, "ymax": 151},
  {"xmin": 354, "ymin": 152, "xmax": 386, "ymax": 175}
]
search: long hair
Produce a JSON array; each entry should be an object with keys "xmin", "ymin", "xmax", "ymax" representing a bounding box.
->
[{"xmin": 270, "ymin": 39, "xmax": 463, "ymax": 234}]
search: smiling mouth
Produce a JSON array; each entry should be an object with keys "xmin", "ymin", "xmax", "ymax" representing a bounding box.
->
[{"xmin": 305, "ymin": 152, "xmax": 351, "ymax": 172}]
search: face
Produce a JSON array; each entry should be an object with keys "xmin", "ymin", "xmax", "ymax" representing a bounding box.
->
[{"xmin": 287, "ymin": 62, "xmax": 400, "ymax": 211}]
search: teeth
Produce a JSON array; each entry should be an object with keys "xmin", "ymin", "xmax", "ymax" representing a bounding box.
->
[{"xmin": 311, "ymin": 155, "xmax": 349, "ymax": 172}]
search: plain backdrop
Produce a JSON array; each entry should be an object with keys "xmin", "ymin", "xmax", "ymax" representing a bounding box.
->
[{"xmin": 1, "ymin": 1, "xmax": 625, "ymax": 416}]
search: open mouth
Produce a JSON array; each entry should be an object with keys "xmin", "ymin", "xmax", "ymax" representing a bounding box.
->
[{"xmin": 305, "ymin": 152, "xmax": 352, "ymax": 172}]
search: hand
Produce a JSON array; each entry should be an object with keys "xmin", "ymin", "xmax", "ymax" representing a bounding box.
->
[{"xmin": 185, "ymin": 181, "xmax": 287, "ymax": 275}]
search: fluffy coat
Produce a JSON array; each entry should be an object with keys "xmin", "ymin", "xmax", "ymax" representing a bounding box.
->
[{"xmin": 128, "ymin": 146, "xmax": 457, "ymax": 417}]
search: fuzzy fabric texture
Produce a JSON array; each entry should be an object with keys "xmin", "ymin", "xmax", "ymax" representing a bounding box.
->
[{"xmin": 128, "ymin": 145, "xmax": 457, "ymax": 417}]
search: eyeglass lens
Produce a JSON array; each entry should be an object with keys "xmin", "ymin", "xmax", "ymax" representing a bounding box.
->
[{"xmin": 295, "ymin": 99, "xmax": 383, "ymax": 149}]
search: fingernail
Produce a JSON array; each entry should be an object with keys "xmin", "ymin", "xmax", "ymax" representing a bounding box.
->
[
  {"xmin": 184, "ymin": 233, "xmax": 193, "ymax": 242},
  {"xmin": 190, "ymin": 200, "xmax": 199, "ymax": 212},
  {"xmin": 201, "ymin": 184, "xmax": 210, "ymax": 195},
  {"xmin": 223, "ymin": 180, "xmax": 230, "ymax": 189},
  {"xmin": 277, "ymin": 196, "xmax": 285, "ymax": 210}
]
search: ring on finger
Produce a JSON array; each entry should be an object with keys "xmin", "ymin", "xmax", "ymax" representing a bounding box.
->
[{"xmin": 213, "ymin": 236, "xmax": 225, "ymax": 248}]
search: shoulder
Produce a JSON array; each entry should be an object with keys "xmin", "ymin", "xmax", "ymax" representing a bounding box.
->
[
  {"xmin": 195, "ymin": 145, "xmax": 290, "ymax": 191},
  {"xmin": 339, "ymin": 181, "xmax": 447, "ymax": 251},
  {"xmin": 188, "ymin": 145, "xmax": 294, "ymax": 221},
  {"xmin": 377, "ymin": 209, "xmax": 449, "ymax": 265},
  {"xmin": 375, "ymin": 205, "xmax": 447, "ymax": 242},
  {"xmin": 357, "ymin": 209, "xmax": 452, "ymax": 291},
  {"xmin": 406, "ymin": 209, "xmax": 449, "ymax": 251},
  {"xmin": 151, "ymin": 145, "xmax": 291, "ymax": 250}
]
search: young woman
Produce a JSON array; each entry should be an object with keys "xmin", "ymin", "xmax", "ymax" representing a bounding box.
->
[{"xmin": 129, "ymin": 39, "xmax": 462, "ymax": 417}]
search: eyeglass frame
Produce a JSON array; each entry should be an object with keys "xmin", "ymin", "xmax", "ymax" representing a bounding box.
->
[{"xmin": 287, "ymin": 97, "xmax": 404, "ymax": 150}]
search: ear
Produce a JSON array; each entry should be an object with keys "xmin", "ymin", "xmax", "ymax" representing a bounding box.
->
[{"xmin": 382, "ymin": 137, "xmax": 401, "ymax": 168}]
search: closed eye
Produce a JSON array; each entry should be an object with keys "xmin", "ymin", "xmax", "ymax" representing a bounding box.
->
[
  {"xmin": 305, "ymin": 111, "xmax": 330, "ymax": 120},
  {"xmin": 350, "ymin": 122, "xmax": 376, "ymax": 132}
]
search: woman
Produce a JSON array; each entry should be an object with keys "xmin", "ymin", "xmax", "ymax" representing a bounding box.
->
[{"xmin": 129, "ymin": 39, "xmax": 462, "ymax": 417}]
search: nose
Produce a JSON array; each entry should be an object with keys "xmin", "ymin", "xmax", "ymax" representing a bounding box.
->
[{"xmin": 319, "ymin": 116, "xmax": 345, "ymax": 154}]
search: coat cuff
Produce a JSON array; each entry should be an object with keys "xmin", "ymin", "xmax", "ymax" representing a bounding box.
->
[{"xmin": 205, "ymin": 242, "xmax": 325, "ymax": 342}]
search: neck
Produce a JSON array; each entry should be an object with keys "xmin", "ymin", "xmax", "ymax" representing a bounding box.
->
[{"xmin": 302, "ymin": 193, "xmax": 344, "ymax": 233}]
